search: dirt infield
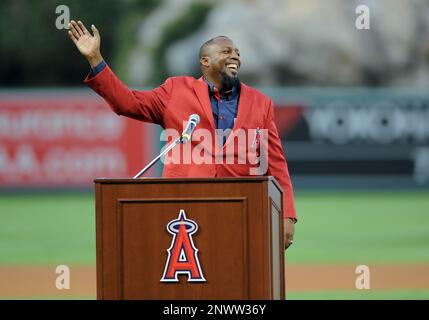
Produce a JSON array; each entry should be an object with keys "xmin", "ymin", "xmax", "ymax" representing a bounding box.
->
[
  {"xmin": 0, "ymin": 266, "xmax": 96, "ymax": 298},
  {"xmin": 285, "ymin": 264, "xmax": 429, "ymax": 292},
  {"xmin": 1, "ymin": 264, "xmax": 428, "ymax": 298}
]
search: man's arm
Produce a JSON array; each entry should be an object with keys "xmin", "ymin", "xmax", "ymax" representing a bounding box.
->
[
  {"xmin": 68, "ymin": 20, "xmax": 169, "ymax": 125},
  {"xmin": 264, "ymin": 99, "xmax": 297, "ymax": 250}
]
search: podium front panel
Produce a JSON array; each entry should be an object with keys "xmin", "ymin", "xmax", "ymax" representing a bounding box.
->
[{"xmin": 117, "ymin": 198, "xmax": 248, "ymax": 299}]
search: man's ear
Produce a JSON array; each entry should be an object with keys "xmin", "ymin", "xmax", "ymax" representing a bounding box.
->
[{"xmin": 200, "ymin": 56, "xmax": 210, "ymax": 68}]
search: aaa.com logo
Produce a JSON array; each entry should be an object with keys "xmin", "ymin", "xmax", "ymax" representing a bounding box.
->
[{"xmin": 160, "ymin": 210, "xmax": 206, "ymax": 283}]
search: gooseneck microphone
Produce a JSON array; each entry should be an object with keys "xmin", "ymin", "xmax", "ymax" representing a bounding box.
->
[{"xmin": 133, "ymin": 114, "xmax": 200, "ymax": 178}]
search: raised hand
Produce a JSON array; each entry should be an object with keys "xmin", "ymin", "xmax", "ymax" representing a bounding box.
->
[{"xmin": 68, "ymin": 20, "xmax": 103, "ymax": 67}]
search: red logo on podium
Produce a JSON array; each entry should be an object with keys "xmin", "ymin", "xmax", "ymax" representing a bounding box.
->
[{"xmin": 160, "ymin": 210, "xmax": 206, "ymax": 282}]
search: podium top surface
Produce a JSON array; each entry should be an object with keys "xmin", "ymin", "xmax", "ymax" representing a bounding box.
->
[{"xmin": 94, "ymin": 176, "xmax": 283, "ymax": 193}]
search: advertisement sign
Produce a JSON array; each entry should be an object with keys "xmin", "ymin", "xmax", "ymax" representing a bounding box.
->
[
  {"xmin": 0, "ymin": 92, "xmax": 153, "ymax": 188},
  {"xmin": 271, "ymin": 89, "xmax": 429, "ymax": 186}
]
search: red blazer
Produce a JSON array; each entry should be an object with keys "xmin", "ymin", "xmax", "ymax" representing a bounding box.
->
[{"xmin": 85, "ymin": 66, "xmax": 296, "ymax": 219}]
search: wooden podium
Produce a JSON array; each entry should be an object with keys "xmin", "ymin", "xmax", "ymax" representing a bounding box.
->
[{"xmin": 94, "ymin": 177, "xmax": 285, "ymax": 300}]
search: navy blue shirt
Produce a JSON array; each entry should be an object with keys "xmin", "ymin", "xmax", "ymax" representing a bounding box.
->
[
  {"xmin": 204, "ymin": 79, "xmax": 239, "ymax": 131},
  {"xmin": 90, "ymin": 60, "xmax": 107, "ymax": 77},
  {"xmin": 91, "ymin": 61, "xmax": 240, "ymax": 145}
]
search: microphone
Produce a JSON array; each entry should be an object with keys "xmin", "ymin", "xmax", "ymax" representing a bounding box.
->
[
  {"xmin": 181, "ymin": 114, "xmax": 200, "ymax": 144},
  {"xmin": 133, "ymin": 114, "xmax": 200, "ymax": 178}
]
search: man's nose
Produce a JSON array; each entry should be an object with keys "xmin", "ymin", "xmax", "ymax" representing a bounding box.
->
[{"xmin": 230, "ymin": 52, "xmax": 240, "ymax": 64}]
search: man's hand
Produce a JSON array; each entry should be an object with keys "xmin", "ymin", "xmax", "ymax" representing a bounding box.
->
[
  {"xmin": 284, "ymin": 218, "xmax": 295, "ymax": 250},
  {"xmin": 68, "ymin": 20, "xmax": 103, "ymax": 68}
]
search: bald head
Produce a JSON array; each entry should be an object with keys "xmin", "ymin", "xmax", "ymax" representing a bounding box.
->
[{"xmin": 199, "ymin": 36, "xmax": 231, "ymax": 59}]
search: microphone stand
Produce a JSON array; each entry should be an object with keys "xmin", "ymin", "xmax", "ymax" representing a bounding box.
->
[{"xmin": 133, "ymin": 135, "xmax": 183, "ymax": 179}]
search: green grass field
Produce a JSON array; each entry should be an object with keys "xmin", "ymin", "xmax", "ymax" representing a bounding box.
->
[
  {"xmin": 0, "ymin": 194, "xmax": 95, "ymax": 265},
  {"xmin": 1, "ymin": 190, "xmax": 428, "ymax": 299},
  {"xmin": 287, "ymin": 190, "xmax": 429, "ymax": 264}
]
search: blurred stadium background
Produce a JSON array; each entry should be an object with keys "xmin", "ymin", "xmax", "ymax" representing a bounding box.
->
[{"xmin": 1, "ymin": 0, "xmax": 428, "ymax": 299}]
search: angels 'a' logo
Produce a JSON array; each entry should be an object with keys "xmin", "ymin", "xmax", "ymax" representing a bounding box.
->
[{"xmin": 160, "ymin": 210, "xmax": 206, "ymax": 282}]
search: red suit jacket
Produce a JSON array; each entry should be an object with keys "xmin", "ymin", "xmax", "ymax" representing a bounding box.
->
[{"xmin": 85, "ymin": 66, "xmax": 297, "ymax": 219}]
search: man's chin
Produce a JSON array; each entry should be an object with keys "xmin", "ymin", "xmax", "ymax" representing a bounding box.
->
[{"xmin": 221, "ymin": 71, "xmax": 240, "ymax": 90}]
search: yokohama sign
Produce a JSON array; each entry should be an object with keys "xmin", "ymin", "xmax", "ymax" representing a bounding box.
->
[{"xmin": 0, "ymin": 92, "xmax": 152, "ymax": 187}]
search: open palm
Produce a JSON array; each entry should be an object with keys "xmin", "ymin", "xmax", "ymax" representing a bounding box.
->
[{"xmin": 68, "ymin": 20, "xmax": 101, "ymax": 60}]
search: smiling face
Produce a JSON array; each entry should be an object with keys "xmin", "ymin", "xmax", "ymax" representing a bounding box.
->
[{"xmin": 199, "ymin": 36, "xmax": 241, "ymax": 90}]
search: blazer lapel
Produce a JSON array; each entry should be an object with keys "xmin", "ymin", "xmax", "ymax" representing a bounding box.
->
[
  {"xmin": 193, "ymin": 78, "xmax": 215, "ymax": 131},
  {"xmin": 222, "ymin": 82, "xmax": 250, "ymax": 149}
]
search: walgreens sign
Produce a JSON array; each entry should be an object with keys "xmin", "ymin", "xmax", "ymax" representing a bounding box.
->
[{"xmin": 0, "ymin": 92, "xmax": 152, "ymax": 187}]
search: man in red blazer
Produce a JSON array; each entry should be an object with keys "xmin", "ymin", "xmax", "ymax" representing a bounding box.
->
[{"xmin": 68, "ymin": 20, "xmax": 296, "ymax": 249}]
